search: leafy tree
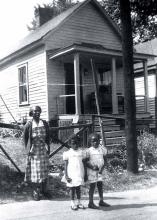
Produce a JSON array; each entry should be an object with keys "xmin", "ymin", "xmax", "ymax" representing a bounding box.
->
[
  {"xmin": 27, "ymin": 0, "xmax": 76, "ymax": 31},
  {"xmin": 101, "ymin": 0, "xmax": 157, "ymax": 44}
]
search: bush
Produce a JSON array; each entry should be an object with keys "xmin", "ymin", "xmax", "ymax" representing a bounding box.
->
[
  {"xmin": 137, "ymin": 130, "xmax": 157, "ymax": 167},
  {"xmin": 106, "ymin": 130, "xmax": 157, "ymax": 172}
]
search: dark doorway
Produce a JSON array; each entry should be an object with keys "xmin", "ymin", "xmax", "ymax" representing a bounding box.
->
[{"xmin": 64, "ymin": 63, "xmax": 75, "ymax": 114}]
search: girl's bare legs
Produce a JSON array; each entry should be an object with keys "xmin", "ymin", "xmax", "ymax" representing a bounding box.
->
[
  {"xmin": 76, "ymin": 186, "xmax": 85, "ymax": 209},
  {"xmin": 97, "ymin": 181, "xmax": 110, "ymax": 207},
  {"xmin": 88, "ymin": 183, "xmax": 99, "ymax": 209},
  {"xmin": 70, "ymin": 187, "xmax": 78, "ymax": 210}
]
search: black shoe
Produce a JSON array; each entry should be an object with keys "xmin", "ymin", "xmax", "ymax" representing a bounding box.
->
[
  {"xmin": 88, "ymin": 203, "xmax": 99, "ymax": 209},
  {"xmin": 32, "ymin": 190, "xmax": 40, "ymax": 201},
  {"xmin": 99, "ymin": 201, "xmax": 110, "ymax": 207},
  {"xmin": 42, "ymin": 191, "xmax": 52, "ymax": 199}
]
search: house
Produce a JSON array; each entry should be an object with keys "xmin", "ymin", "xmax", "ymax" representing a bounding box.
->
[
  {"xmin": 134, "ymin": 39, "xmax": 157, "ymax": 129},
  {"xmin": 0, "ymin": 0, "xmax": 155, "ymax": 134}
]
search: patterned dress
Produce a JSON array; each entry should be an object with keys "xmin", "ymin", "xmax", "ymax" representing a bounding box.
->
[
  {"xmin": 25, "ymin": 120, "xmax": 49, "ymax": 183},
  {"xmin": 87, "ymin": 145, "xmax": 107, "ymax": 183}
]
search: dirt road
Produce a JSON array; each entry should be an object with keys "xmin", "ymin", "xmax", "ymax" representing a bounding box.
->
[{"xmin": 0, "ymin": 186, "xmax": 157, "ymax": 220}]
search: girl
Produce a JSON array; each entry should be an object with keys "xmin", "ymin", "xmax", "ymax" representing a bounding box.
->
[
  {"xmin": 86, "ymin": 133, "xmax": 110, "ymax": 209},
  {"xmin": 62, "ymin": 135, "xmax": 86, "ymax": 210},
  {"xmin": 23, "ymin": 106, "xmax": 50, "ymax": 201}
]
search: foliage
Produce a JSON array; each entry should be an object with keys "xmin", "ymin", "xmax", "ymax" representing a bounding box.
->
[
  {"xmin": 137, "ymin": 130, "xmax": 157, "ymax": 167},
  {"xmin": 106, "ymin": 130, "xmax": 157, "ymax": 173},
  {"xmin": 101, "ymin": 0, "xmax": 157, "ymax": 44},
  {"xmin": 27, "ymin": 0, "xmax": 76, "ymax": 31}
]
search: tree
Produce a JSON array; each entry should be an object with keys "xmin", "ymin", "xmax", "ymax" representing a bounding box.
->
[
  {"xmin": 119, "ymin": 0, "xmax": 138, "ymax": 173},
  {"xmin": 101, "ymin": 0, "xmax": 157, "ymax": 44},
  {"xmin": 27, "ymin": 0, "xmax": 76, "ymax": 31}
]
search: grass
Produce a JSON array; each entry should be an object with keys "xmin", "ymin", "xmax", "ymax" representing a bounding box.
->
[{"xmin": 1, "ymin": 135, "xmax": 157, "ymax": 204}]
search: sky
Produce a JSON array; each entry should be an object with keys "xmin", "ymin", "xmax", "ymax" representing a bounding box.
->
[{"xmin": 0, "ymin": 0, "xmax": 83, "ymax": 59}]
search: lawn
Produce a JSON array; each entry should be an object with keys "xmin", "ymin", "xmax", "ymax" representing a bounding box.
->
[{"xmin": 1, "ymin": 133, "xmax": 157, "ymax": 204}]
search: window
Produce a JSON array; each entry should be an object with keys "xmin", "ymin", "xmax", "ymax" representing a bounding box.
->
[{"xmin": 18, "ymin": 64, "xmax": 29, "ymax": 105}]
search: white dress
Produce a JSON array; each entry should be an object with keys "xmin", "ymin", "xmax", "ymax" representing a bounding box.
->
[
  {"xmin": 62, "ymin": 148, "xmax": 86, "ymax": 187},
  {"xmin": 87, "ymin": 145, "xmax": 107, "ymax": 183}
]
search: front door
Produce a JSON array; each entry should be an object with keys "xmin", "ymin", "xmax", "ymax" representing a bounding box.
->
[{"xmin": 98, "ymin": 67, "xmax": 112, "ymax": 113}]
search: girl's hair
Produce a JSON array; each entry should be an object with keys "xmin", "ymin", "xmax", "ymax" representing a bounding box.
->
[
  {"xmin": 69, "ymin": 134, "xmax": 80, "ymax": 145},
  {"xmin": 88, "ymin": 133, "xmax": 100, "ymax": 146},
  {"xmin": 29, "ymin": 106, "xmax": 42, "ymax": 117}
]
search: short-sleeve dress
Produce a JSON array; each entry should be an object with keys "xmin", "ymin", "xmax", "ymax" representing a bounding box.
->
[
  {"xmin": 87, "ymin": 145, "xmax": 107, "ymax": 183},
  {"xmin": 25, "ymin": 120, "xmax": 49, "ymax": 183},
  {"xmin": 62, "ymin": 148, "xmax": 86, "ymax": 187}
]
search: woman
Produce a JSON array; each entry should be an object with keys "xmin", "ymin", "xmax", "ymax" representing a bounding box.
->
[{"xmin": 23, "ymin": 106, "xmax": 50, "ymax": 200}]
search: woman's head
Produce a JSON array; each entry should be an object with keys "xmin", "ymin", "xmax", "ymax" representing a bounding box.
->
[
  {"xmin": 29, "ymin": 106, "xmax": 42, "ymax": 119},
  {"xmin": 69, "ymin": 135, "xmax": 80, "ymax": 150},
  {"xmin": 88, "ymin": 133, "xmax": 100, "ymax": 148}
]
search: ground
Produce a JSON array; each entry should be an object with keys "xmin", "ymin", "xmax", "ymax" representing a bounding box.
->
[{"xmin": 1, "ymin": 135, "xmax": 157, "ymax": 204}]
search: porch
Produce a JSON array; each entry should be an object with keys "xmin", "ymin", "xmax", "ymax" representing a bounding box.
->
[{"xmin": 48, "ymin": 43, "xmax": 153, "ymax": 121}]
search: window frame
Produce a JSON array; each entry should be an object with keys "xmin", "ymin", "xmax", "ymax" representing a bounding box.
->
[{"xmin": 18, "ymin": 63, "xmax": 29, "ymax": 106}]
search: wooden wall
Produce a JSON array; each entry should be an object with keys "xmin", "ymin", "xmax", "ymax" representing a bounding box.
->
[
  {"xmin": 0, "ymin": 47, "xmax": 48, "ymax": 123},
  {"xmin": 44, "ymin": 2, "xmax": 121, "ymax": 51}
]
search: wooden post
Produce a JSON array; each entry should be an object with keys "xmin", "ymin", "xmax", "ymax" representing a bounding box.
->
[
  {"xmin": 111, "ymin": 57, "xmax": 118, "ymax": 114},
  {"xmin": 143, "ymin": 60, "xmax": 150, "ymax": 112},
  {"xmin": 91, "ymin": 59, "xmax": 106, "ymax": 148},
  {"xmin": 74, "ymin": 53, "xmax": 81, "ymax": 115}
]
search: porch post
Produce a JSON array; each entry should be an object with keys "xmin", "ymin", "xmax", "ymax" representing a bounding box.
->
[
  {"xmin": 143, "ymin": 60, "xmax": 150, "ymax": 112},
  {"xmin": 74, "ymin": 53, "xmax": 81, "ymax": 115},
  {"xmin": 111, "ymin": 57, "xmax": 118, "ymax": 114}
]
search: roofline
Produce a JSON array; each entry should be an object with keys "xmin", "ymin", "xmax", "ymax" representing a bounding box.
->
[
  {"xmin": 0, "ymin": 40, "xmax": 44, "ymax": 68},
  {"xmin": 48, "ymin": 43, "xmax": 156, "ymax": 60},
  {"xmin": 43, "ymin": 0, "xmax": 122, "ymax": 42}
]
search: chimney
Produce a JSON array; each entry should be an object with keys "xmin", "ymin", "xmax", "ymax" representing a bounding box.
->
[{"xmin": 35, "ymin": 7, "xmax": 54, "ymax": 27}]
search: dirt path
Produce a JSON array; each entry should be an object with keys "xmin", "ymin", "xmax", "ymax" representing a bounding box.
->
[{"xmin": 0, "ymin": 186, "xmax": 157, "ymax": 220}]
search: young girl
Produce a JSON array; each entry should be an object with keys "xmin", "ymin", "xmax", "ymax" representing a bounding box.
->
[
  {"xmin": 62, "ymin": 135, "xmax": 86, "ymax": 210},
  {"xmin": 86, "ymin": 133, "xmax": 110, "ymax": 209}
]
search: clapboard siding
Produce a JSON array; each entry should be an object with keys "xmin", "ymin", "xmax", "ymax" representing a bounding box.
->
[
  {"xmin": 45, "ymin": 3, "xmax": 121, "ymax": 51},
  {"xmin": 0, "ymin": 48, "xmax": 48, "ymax": 123},
  {"xmin": 47, "ymin": 58, "xmax": 65, "ymax": 119}
]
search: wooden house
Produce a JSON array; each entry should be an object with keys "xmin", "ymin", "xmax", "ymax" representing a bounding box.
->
[
  {"xmin": 0, "ymin": 0, "xmax": 155, "ymax": 142},
  {"xmin": 135, "ymin": 39, "xmax": 157, "ymax": 129}
]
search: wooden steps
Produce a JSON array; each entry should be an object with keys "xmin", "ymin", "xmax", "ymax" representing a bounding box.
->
[{"xmin": 89, "ymin": 116, "xmax": 126, "ymax": 147}]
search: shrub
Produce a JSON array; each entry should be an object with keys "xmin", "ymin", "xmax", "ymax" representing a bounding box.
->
[
  {"xmin": 106, "ymin": 130, "xmax": 157, "ymax": 172},
  {"xmin": 137, "ymin": 130, "xmax": 157, "ymax": 167}
]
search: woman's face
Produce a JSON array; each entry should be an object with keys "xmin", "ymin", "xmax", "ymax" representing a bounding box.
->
[{"xmin": 33, "ymin": 107, "xmax": 41, "ymax": 120}]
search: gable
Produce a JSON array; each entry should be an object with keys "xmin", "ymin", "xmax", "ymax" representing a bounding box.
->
[{"xmin": 44, "ymin": 2, "xmax": 122, "ymax": 51}]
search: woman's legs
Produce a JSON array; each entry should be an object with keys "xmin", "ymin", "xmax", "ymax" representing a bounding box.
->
[{"xmin": 32, "ymin": 182, "xmax": 40, "ymax": 201}]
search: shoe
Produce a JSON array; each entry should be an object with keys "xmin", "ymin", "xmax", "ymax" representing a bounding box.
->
[
  {"xmin": 77, "ymin": 204, "xmax": 86, "ymax": 209},
  {"xmin": 32, "ymin": 190, "xmax": 40, "ymax": 201},
  {"xmin": 42, "ymin": 191, "xmax": 52, "ymax": 199},
  {"xmin": 99, "ymin": 201, "xmax": 110, "ymax": 207},
  {"xmin": 88, "ymin": 203, "xmax": 99, "ymax": 209},
  {"xmin": 71, "ymin": 205, "xmax": 78, "ymax": 210}
]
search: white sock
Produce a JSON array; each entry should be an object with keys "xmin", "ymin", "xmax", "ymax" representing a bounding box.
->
[
  {"xmin": 76, "ymin": 199, "xmax": 80, "ymax": 205},
  {"xmin": 71, "ymin": 200, "xmax": 75, "ymax": 206}
]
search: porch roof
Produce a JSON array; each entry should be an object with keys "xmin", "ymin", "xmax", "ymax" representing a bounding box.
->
[{"xmin": 48, "ymin": 42, "xmax": 156, "ymax": 61}]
